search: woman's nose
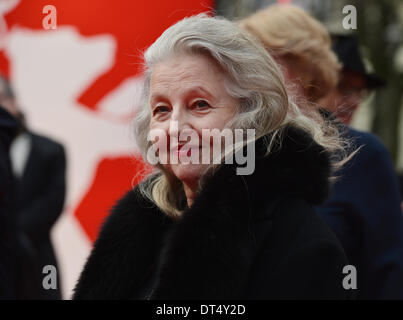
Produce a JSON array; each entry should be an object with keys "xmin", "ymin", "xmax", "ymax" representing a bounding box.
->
[{"xmin": 170, "ymin": 107, "xmax": 192, "ymax": 135}]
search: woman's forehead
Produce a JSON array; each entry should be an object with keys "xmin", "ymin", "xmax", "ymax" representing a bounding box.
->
[
  {"xmin": 152, "ymin": 53, "xmax": 223, "ymax": 80},
  {"xmin": 150, "ymin": 54, "xmax": 226, "ymax": 95}
]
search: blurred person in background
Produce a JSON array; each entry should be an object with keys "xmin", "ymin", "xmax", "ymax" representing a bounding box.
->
[
  {"xmin": 0, "ymin": 75, "xmax": 66, "ymax": 299},
  {"xmin": 323, "ymin": 34, "xmax": 403, "ymax": 213},
  {"xmin": 241, "ymin": 4, "xmax": 341, "ymax": 106},
  {"xmin": 241, "ymin": 4, "xmax": 403, "ymax": 299},
  {"xmin": 73, "ymin": 15, "xmax": 352, "ymax": 300},
  {"xmin": 320, "ymin": 34, "xmax": 386, "ymax": 125},
  {"xmin": 318, "ymin": 34, "xmax": 403, "ymax": 299},
  {"xmin": 0, "ymin": 93, "xmax": 19, "ymax": 299},
  {"xmin": 399, "ymin": 175, "xmax": 403, "ymax": 206}
]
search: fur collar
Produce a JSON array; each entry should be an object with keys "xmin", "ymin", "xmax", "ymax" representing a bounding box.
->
[{"xmin": 73, "ymin": 125, "xmax": 331, "ymax": 299}]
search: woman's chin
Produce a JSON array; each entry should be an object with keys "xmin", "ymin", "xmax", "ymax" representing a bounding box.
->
[{"xmin": 170, "ymin": 163, "xmax": 206, "ymax": 185}]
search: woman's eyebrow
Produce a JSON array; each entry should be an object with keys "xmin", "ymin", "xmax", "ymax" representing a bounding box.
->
[
  {"xmin": 186, "ymin": 86, "xmax": 214, "ymax": 100},
  {"xmin": 150, "ymin": 85, "xmax": 214, "ymax": 105},
  {"xmin": 149, "ymin": 93, "xmax": 167, "ymax": 106}
]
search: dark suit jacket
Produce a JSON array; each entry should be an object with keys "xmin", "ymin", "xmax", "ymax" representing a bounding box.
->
[
  {"xmin": 15, "ymin": 131, "xmax": 66, "ymax": 299},
  {"xmin": 73, "ymin": 126, "xmax": 352, "ymax": 300},
  {"xmin": 317, "ymin": 126, "xmax": 403, "ymax": 299}
]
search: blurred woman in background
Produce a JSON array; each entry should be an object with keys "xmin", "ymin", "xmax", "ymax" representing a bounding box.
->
[{"xmin": 241, "ymin": 4, "xmax": 340, "ymax": 106}]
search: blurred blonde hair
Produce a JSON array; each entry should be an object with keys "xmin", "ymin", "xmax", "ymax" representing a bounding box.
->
[{"xmin": 240, "ymin": 4, "xmax": 341, "ymax": 101}]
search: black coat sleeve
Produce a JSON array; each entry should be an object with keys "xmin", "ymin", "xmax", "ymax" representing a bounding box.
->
[
  {"xmin": 73, "ymin": 190, "xmax": 170, "ymax": 300},
  {"xmin": 247, "ymin": 198, "xmax": 353, "ymax": 300},
  {"xmin": 264, "ymin": 239, "xmax": 353, "ymax": 299}
]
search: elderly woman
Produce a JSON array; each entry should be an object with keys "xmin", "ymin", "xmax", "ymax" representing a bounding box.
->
[{"xmin": 73, "ymin": 15, "xmax": 351, "ymax": 300}]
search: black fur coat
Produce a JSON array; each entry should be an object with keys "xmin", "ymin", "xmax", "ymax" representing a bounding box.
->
[{"xmin": 73, "ymin": 126, "xmax": 351, "ymax": 300}]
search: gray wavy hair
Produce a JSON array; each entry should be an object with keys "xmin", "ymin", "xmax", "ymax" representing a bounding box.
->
[{"xmin": 133, "ymin": 14, "xmax": 347, "ymax": 218}]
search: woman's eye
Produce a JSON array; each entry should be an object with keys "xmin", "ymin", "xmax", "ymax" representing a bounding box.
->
[
  {"xmin": 152, "ymin": 105, "xmax": 170, "ymax": 116},
  {"xmin": 191, "ymin": 100, "xmax": 211, "ymax": 110}
]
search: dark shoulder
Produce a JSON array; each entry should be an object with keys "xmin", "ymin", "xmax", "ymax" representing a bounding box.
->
[
  {"xmin": 95, "ymin": 188, "xmax": 166, "ymax": 247},
  {"xmin": 340, "ymin": 127, "xmax": 396, "ymax": 179},
  {"xmin": 344, "ymin": 127, "xmax": 390, "ymax": 161},
  {"xmin": 73, "ymin": 187, "xmax": 168, "ymax": 299},
  {"xmin": 248, "ymin": 196, "xmax": 350, "ymax": 299},
  {"xmin": 29, "ymin": 131, "xmax": 65, "ymax": 155}
]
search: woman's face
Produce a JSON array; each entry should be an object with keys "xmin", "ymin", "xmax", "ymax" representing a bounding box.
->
[{"xmin": 149, "ymin": 53, "xmax": 238, "ymax": 189}]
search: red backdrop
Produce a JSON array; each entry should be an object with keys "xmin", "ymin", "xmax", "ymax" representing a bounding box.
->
[{"xmin": 2, "ymin": 0, "xmax": 214, "ymax": 242}]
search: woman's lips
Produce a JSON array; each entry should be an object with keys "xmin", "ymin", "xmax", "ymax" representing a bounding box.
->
[
  {"xmin": 171, "ymin": 144, "xmax": 199, "ymax": 157},
  {"xmin": 175, "ymin": 149, "xmax": 192, "ymax": 157}
]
